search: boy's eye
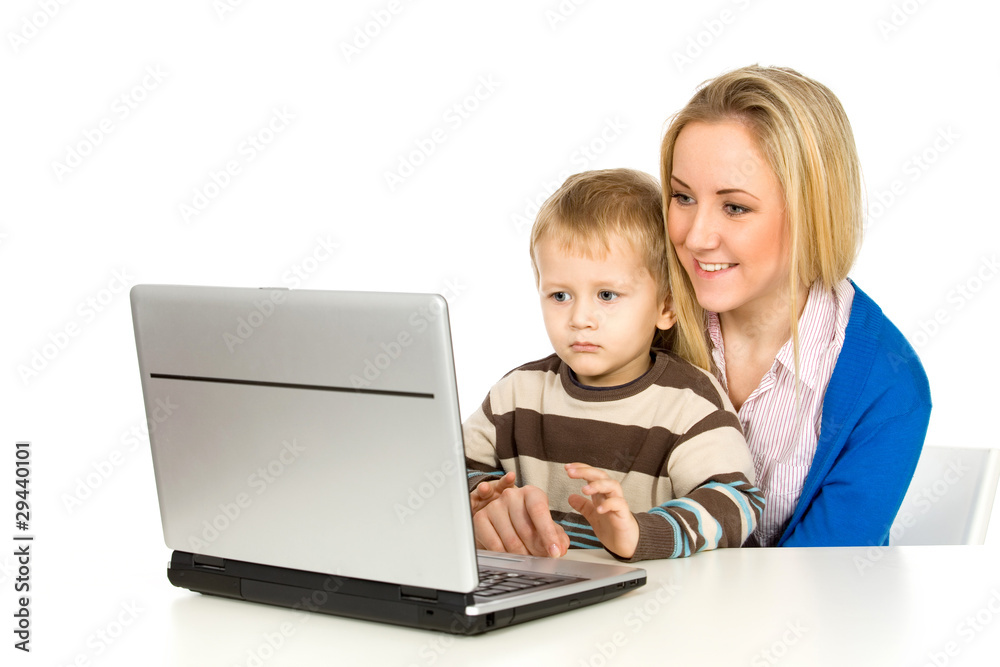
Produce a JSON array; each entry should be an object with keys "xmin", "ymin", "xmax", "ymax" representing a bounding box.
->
[
  {"xmin": 552, "ymin": 292, "xmax": 570, "ymax": 303},
  {"xmin": 598, "ymin": 290, "xmax": 618, "ymax": 302}
]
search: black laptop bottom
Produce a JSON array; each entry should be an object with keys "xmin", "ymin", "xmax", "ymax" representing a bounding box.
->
[{"xmin": 167, "ymin": 550, "xmax": 644, "ymax": 635}]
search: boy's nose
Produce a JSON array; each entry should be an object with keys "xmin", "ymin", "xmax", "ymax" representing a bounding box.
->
[{"xmin": 569, "ymin": 302, "xmax": 597, "ymax": 329}]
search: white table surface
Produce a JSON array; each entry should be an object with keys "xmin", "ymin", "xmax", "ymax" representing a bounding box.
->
[{"xmin": 82, "ymin": 545, "xmax": 1000, "ymax": 667}]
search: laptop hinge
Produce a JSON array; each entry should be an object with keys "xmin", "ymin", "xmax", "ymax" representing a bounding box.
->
[
  {"xmin": 399, "ymin": 585, "xmax": 438, "ymax": 602},
  {"xmin": 192, "ymin": 554, "xmax": 226, "ymax": 570}
]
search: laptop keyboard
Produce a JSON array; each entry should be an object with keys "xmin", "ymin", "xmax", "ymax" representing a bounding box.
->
[{"xmin": 474, "ymin": 567, "xmax": 571, "ymax": 598}]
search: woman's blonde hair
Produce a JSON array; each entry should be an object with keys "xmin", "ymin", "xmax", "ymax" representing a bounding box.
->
[{"xmin": 660, "ymin": 64, "xmax": 863, "ymax": 371}]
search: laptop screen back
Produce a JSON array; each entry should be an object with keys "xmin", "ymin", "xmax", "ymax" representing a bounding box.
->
[{"xmin": 131, "ymin": 285, "xmax": 478, "ymax": 593}]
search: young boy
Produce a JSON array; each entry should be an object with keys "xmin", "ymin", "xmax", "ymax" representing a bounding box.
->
[{"xmin": 463, "ymin": 168, "xmax": 763, "ymax": 561}]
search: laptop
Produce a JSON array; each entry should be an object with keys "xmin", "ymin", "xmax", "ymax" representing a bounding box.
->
[{"xmin": 130, "ymin": 284, "xmax": 645, "ymax": 634}]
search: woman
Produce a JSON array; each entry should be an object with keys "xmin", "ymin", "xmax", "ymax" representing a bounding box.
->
[{"xmin": 661, "ymin": 65, "xmax": 931, "ymax": 547}]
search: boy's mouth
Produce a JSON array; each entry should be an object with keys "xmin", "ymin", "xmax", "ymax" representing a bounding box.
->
[{"xmin": 571, "ymin": 341, "xmax": 600, "ymax": 352}]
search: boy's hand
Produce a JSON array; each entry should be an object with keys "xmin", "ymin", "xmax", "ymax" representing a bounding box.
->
[
  {"xmin": 469, "ymin": 471, "xmax": 516, "ymax": 514},
  {"xmin": 566, "ymin": 463, "xmax": 639, "ymax": 560},
  {"xmin": 472, "ymin": 483, "xmax": 570, "ymax": 558}
]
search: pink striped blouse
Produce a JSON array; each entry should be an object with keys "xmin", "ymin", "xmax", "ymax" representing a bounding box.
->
[{"xmin": 707, "ymin": 279, "xmax": 855, "ymax": 547}]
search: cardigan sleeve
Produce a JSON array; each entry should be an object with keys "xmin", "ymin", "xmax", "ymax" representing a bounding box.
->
[
  {"xmin": 778, "ymin": 285, "xmax": 931, "ymax": 547},
  {"xmin": 779, "ymin": 407, "xmax": 929, "ymax": 547}
]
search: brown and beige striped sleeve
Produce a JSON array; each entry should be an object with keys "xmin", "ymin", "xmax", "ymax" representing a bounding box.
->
[
  {"xmin": 464, "ymin": 391, "xmax": 506, "ymax": 490},
  {"xmin": 462, "ymin": 351, "xmax": 764, "ymax": 559}
]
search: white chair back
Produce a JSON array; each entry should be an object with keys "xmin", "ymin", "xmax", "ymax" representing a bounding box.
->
[{"xmin": 890, "ymin": 446, "xmax": 1000, "ymax": 546}]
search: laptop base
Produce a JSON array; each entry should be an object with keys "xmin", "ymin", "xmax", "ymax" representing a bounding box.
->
[{"xmin": 167, "ymin": 550, "xmax": 644, "ymax": 635}]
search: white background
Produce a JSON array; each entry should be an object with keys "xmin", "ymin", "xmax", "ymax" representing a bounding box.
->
[{"xmin": 3, "ymin": 0, "xmax": 999, "ymax": 664}]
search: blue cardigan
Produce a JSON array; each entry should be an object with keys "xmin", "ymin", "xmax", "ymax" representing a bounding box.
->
[{"xmin": 776, "ymin": 283, "xmax": 932, "ymax": 547}]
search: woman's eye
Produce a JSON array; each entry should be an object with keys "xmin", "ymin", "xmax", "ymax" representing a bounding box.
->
[
  {"xmin": 598, "ymin": 290, "xmax": 618, "ymax": 302},
  {"xmin": 671, "ymin": 193, "xmax": 693, "ymax": 205},
  {"xmin": 725, "ymin": 203, "xmax": 750, "ymax": 216},
  {"xmin": 552, "ymin": 292, "xmax": 569, "ymax": 302}
]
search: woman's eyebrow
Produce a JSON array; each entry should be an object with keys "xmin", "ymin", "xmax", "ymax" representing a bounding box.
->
[
  {"xmin": 717, "ymin": 188, "xmax": 760, "ymax": 201},
  {"xmin": 670, "ymin": 175, "xmax": 691, "ymax": 190},
  {"xmin": 671, "ymin": 175, "xmax": 759, "ymax": 201}
]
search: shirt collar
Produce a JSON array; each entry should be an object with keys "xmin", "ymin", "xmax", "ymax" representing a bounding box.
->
[
  {"xmin": 772, "ymin": 281, "xmax": 840, "ymax": 391},
  {"xmin": 706, "ymin": 281, "xmax": 845, "ymax": 393},
  {"xmin": 706, "ymin": 311, "xmax": 728, "ymax": 391}
]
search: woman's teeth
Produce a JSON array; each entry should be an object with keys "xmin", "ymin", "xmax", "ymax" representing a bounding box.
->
[{"xmin": 698, "ymin": 262, "xmax": 735, "ymax": 272}]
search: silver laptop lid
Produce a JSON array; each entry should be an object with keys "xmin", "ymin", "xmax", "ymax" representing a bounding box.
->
[{"xmin": 131, "ymin": 285, "xmax": 478, "ymax": 593}]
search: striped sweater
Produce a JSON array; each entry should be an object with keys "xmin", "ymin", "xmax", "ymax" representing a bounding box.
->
[{"xmin": 463, "ymin": 350, "xmax": 763, "ymax": 561}]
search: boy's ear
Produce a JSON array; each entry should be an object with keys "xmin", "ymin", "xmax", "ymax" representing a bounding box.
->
[{"xmin": 656, "ymin": 296, "xmax": 677, "ymax": 331}]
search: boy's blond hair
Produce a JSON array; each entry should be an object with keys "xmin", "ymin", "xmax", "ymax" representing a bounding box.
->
[
  {"xmin": 529, "ymin": 168, "xmax": 669, "ymax": 301},
  {"xmin": 660, "ymin": 65, "xmax": 863, "ymax": 370}
]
